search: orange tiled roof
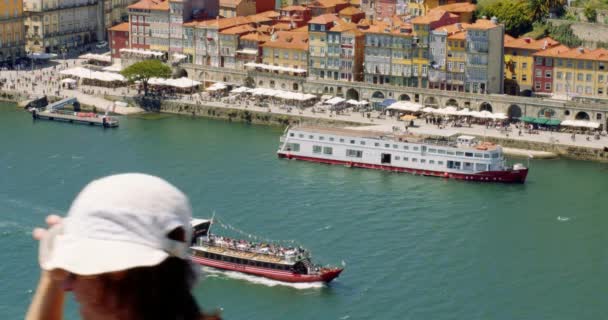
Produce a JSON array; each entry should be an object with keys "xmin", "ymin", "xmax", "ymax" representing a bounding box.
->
[
  {"xmin": 128, "ymin": 0, "xmax": 162, "ymax": 10},
  {"xmin": 533, "ymin": 46, "xmax": 608, "ymax": 61},
  {"xmin": 241, "ymin": 32, "xmax": 271, "ymax": 42},
  {"xmin": 262, "ymin": 31, "xmax": 309, "ymax": 50},
  {"xmin": 468, "ymin": 18, "xmax": 499, "ymax": 30},
  {"xmin": 411, "ymin": 9, "xmax": 453, "ymax": 24},
  {"xmin": 109, "ymin": 22, "xmax": 130, "ymax": 32},
  {"xmin": 361, "ymin": 20, "xmax": 412, "ymax": 36},
  {"xmin": 273, "ymin": 22, "xmax": 296, "ymax": 30},
  {"xmin": 308, "ymin": 13, "xmax": 340, "ymax": 24},
  {"xmin": 434, "ymin": 22, "xmax": 471, "ymax": 35},
  {"xmin": 220, "ymin": 24, "xmax": 256, "ymax": 35},
  {"xmin": 330, "ymin": 21, "xmax": 357, "ymax": 32},
  {"xmin": 308, "ymin": 0, "xmax": 348, "ymax": 8},
  {"xmin": 505, "ymin": 36, "xmax": 559, "ymax": 51},
  {"xmin": 339, "ymin": 6, "xmax": 363, "ymax": 15},
  {"xmin": 282, "ymin": 5, "xmax": 308, "ymax": 11},
  {"xmin": 150, "ymin": 0, "xmax": 169, "ymax": 10},
  {"xmin": 504, "ymin": 34, "xmax": 515, "ymax": 43},
  {"xmin": 292, "ymin": 26, "xmax": 309, "ymax": 32},
  {"xmin": 196, "ymin": 16, "xmax": 251, "ymax": 29},
  {"xmin": 220, "ymin": 0, "xmax": 243, "ymax": 8},
  {"xmin": 432, "ymin": 2, "xmax": 476, "ymax": 14}
]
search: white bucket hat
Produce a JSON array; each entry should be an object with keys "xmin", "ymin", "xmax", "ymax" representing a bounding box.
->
[{"xmin": 41, "ymin": 173, "xmax": 193, "ymax": 275}]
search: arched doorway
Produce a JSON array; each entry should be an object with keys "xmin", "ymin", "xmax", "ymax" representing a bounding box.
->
[
  {"xmin": 575, "ymin": 111, "xmax": 590, "ymax": 120},
  {"xmin": 480, "ymin": 102, "xmax": 492, "ymax": 112},
  {"xmin": 507, "ymin": 104, "xmax": 522, "ymax": 120},
  {"xmin": 399, "ymin": 94, "xmax": 410, "ymax": 101},
  {"xmin": 329, "ymin": 87, "xmax": 334, "ymax": 94},
  {"xmin": 346, "ymin": 88, "xmax": 359, "ymax": 100},
  {"xmin": 445, "ymin": 98, "xmax": 458, "ymax": 107},
  {"xmin": 372, "ymin": 91, "xmax": 385, "ymax": 99},
  {"xmin": 424, "ymin": 96, "xmax": 438, "ymax": 106}
]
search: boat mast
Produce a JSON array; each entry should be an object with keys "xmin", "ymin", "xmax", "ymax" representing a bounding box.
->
[{"xmin": 208, "ymin": 212, "xmax": 215, "ymax": 241}]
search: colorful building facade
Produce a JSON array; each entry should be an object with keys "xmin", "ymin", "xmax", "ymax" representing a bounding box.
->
[{"xmin": 1, "ymin": 0, "xmax": 25, "ymax": 63}]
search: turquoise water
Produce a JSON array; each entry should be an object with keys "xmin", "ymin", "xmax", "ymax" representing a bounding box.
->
[{"xmin": 1, "ymin": 103, "xmax": 607, "ymax": 319}]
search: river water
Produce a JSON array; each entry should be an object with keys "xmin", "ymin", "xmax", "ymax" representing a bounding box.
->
[{"xmin": 1, "ymin": 103, "xmax": 607, "ymax": 319}]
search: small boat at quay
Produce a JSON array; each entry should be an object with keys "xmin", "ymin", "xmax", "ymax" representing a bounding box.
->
[
  {"xmin": 189, "ymin": 219, "xmax": 343, "ymax": 283},
  {"xmin": 277, "ymin": 126, "xmax": 528, "ymax": 183}
]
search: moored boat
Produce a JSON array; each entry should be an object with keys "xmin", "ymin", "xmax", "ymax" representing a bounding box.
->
[
  {"xmin": 277, "ymin": 126, "xmax": 528, "ymax": 183},
  {"xmin": 189, "ymin": 219, "xmax": 343, "ymax": 283}
]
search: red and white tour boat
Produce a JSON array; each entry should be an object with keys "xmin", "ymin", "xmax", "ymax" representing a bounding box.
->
[
  {"xmin": 189, "ymin": 219, "xmax": 343, "ymax": 283},
  {"xmin": 277, "ymin": 126, "xmax": 528, "ymax": 183}
]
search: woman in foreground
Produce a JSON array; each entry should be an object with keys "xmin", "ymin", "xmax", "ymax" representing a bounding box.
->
[{"xmin": 26, "ymin": 173, "xmax": 220, "ymax": 320}]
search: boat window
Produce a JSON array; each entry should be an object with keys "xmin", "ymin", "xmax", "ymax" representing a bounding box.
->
[
  {"xmin": 465, "ymin": 152, "xmax": 473, "ymax": 157},
  {"xmin": 456, "ymin": 151, "xmax": 464, "ymax": 156},
  {"xmin": 492, "ymin": 153, "xmax": 499, "ymax": 158},
  {"xmin": 438, "ymin": 161, "xmax": 444, "ymax": 165},
  {"xmin": 393, "ymin": 144, "xmax": 398, "ymax": 149},
  {"xmin": 323, "ymin": 147, "xmax": 333, "ymax": 155},
  {"xmin": 476, "ymin": 163, "xmax": 487, "ymax": 171},
  {"xmin": 374, "ymin": 142, "xmax": 380, "ymax": 146},
  {"xmin": 289, "ymin": 133, "xmax": 294, "ymax": 137},
  {"xmin": 447, "ymin": 161, "xmax": 461, "ymax": 169},
  {"xmin": 263, "ymin": 263, "xmax": 269, "ymax": 268},
  {"xmin": 309, "ymin": 135, "xmax": 314, "ymax": 139},
  {"xmin": 484, "ymin": 153, "xmax": 490, "ymax": 158},
  {"xmin": 412, "ymin": 158, "xmax": 418, "ymax": 162},
  {"xmin": 360, "ymin": 141, "xmax": 366, "ymax": 145},
  {"xmin": 319, "ymin": 136, "xmax": 325, "ymax": 140},
  {"xmin": 403, "ymin": 157, "xmax": 408, "ymax": 161},
  {"xmin": 429, "ymin": 160, "xmax": 435, "ymax": 164},
  {"xmin": 313, "ymin": 145, "xmax": 322, "ymax": 154},
  {"xmin": 428, "ymin": 148, "xmax": 437, "ymax": 153},
  {"xmin": 413, "ymin": 147, "xmax": 419, "ymax": 151},
  {"xmin": 256, "ymin": 261, "xmax": 262, "ymax": 267},
  {"xmin": 346, "ymin": 149, "xmax": 363, "ymax": 158},
  {"xmin": 350, "ymin": 140, "xmax": 355, "ymax": 144},
  {"xmin": 286, "ymin": 143, "xmax": 300, "ymax": 151},
  {"xmin": 403, "ymin": 146, "xmax": 409, "ymax": 150},
  {"xmin": 474, "ymin": 153, "xmax": 483, "ymax": 158},
  {"xmin": 329, "ymin": 137, "xmax": 334, "ymax": 141},
  {"xmin": 463, "ymin": 162, "xmax": 474, "ymax": 171},
  {"xmin": 340, "ymin": 138, "xmax": 345, "ymax": 143},
  {"xmin": 384, "ymin": 144, "xmax": 390, "ymax": 148},
  {"xmin": 420, "ymin": 159, "xmax": 426, "ymax": 163},
  {"xmin": 447, "ymin": 151, "xmax": 454, "ymax": 155},
  {"xmin": 248, "ymin": 260, "xmax": 255, "ymax": 265},
  {"xmin": 395, "ymin": 156, "xmax": 400, "ymax": 160},
  {"xmin": 437, "ymin": 149, "xmax": 446, "ymax": 154},
  {"xmin": 299, "ymin": 134, "xmax": 304, "ymax": 138}
]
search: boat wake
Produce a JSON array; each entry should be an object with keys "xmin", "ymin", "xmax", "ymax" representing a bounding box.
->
[
  {"xmin": 199, "ymin": 267, "xmax": 325, "ymax": 289},
  {"xmin": 557, "ymin": 216, "xmax": 570, "ymax": 222}
]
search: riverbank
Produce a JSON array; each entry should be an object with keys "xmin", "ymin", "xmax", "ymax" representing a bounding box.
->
[{"xmin": 4, "ymin": 90, "xmax": 607, "ymax": 162}]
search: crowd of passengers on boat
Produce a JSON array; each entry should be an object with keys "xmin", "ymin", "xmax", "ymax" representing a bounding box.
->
[{"xmin": 200, "ymin": 235, "xmax": 309, "ymax": 259}]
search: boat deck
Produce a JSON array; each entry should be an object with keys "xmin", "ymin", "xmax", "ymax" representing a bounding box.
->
[
  {"xmin": 192, "ymin": 245, "xmax": 291, "ymax": 265},
  {"xmin": 34, "ymin": 110, "xmax": 119, "ymax": 127}
]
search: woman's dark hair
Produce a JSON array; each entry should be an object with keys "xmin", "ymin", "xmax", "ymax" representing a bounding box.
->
[{"xmin": 99, "ymin": 257, "xmax": 220, "ymax": 320}]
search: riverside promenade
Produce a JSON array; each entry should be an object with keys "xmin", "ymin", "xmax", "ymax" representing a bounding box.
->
[{"xmin": 2, "ymin": 57, "xmax": 607, "ymax": 159}]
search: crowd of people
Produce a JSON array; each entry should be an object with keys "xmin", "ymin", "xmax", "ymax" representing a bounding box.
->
[{"xmin": 205, "ymin": 234, "xmax": 307, "ymax": 260}]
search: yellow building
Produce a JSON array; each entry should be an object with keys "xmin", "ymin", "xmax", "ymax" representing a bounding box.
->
[
  {"xmin": 545, "ymin": 47, "xmax": 608, "ymax": 101},
  {"xmin": 444, "ymin": 23, "xmax": 469, "ymax": 91},
  {"xmin": 1, "ymin": 0, "xmax": 25, "ymax": 64},
  {"xmin": 307, "ymin": 13, "xmax": 340, "ymax": 80},
  {"xmin": 261, "ymin": 30, "xmax": 309, "ymax": 73},
  {"xmin": 504, "ymin": 36, "xmax": 559, "ymax": 95}
]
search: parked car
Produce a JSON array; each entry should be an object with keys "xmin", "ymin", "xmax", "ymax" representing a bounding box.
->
[{"xmin": 96, "ymin": 41, "xmax": 108, "ymax": 48}]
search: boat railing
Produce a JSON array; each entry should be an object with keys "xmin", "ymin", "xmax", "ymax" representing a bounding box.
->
[{"xmin": 199, "ymin": 236, "xmax": 305, "ymax": 262}]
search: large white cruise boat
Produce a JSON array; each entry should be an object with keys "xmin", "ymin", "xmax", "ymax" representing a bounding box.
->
[{"xmin": 277, "ymin": 126, "xmax": 528, "ymax": 183}]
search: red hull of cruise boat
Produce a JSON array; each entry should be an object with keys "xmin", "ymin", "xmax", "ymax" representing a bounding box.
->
[
  {"xmin": 191, "ymin": 255, "xmax": 343, "ymax": 283},
  {"xmin": 278, "ymin": 152, "xmax": 528, "ymax": 183}
]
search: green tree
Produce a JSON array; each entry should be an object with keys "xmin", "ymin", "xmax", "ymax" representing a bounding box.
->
[
  {"xmin": 478, "ymin": 0, "xmax": 534, "ymax": 36},
  {"xmin": 121, "ymin": 59, "xmax": 172, "ymax": 96},
  {"xmin": 583, "ymin": 4, "xmax": 598, "ymax": 22}
]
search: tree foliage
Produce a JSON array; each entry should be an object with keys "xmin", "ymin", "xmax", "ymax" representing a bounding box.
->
[
  {"xmin": 547, "ymin": 23, "xmax": 584, "ymax": 47},
  {"xmin": 477, "ymin": 0, "xmax": 534, "ymax": 36},
  {"xmin": 584, "ymin": 4, "xmax": 598, "ymax": 21},
  {"xmin": 121, "ymin": 59, "xmax": 172, "ymax": 95}
]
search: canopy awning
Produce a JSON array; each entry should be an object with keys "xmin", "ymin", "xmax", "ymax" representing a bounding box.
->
[
  {"xmin": 205, "ymin": 82, "xmax": 227, "ymax": 91},
  {"xmin": 27, "ymin": 53, "xmax": 57, "ymax": 60},
  {"xmin": 231, "ymin": 87, "xmax": 252, "ymax": 93},
  {"xmin": 560, "ymin": 119, "xmax": 601, "ymax": 129},
  {"xmin": 522, "ymin": 116, "xmax": 561, "ymax": 125},
  {"xmin": 79, "ymin": 53, "xmax": 112, "ymax": 63},
  {"xmin": 346, "ymin": 99, "xmax": 369, "ymax": 105},
  {"xmin": 387, "ymin": 101, "xmax": 422, "ymax": 112},
  {"xmin": 149, "ymin": 77, "xmax": 201, "ymax": 88},
  {"xmin": 60, "ymin": 67, "xmax": 125, "ymax": 82},
  {"xmin": 380, "ymin": 99, "xmax": 397, "ymax": 107},
  {"xmin": 60, "ymin": 78, "xmax": 77, "ymax": 84},
  {"xmin": 325, "ymin": 97, "xmax": 345, "ymax": 105},
  {"xmin": 401, "ymin": 115, "xmax": 418, "ymax": 121}
]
